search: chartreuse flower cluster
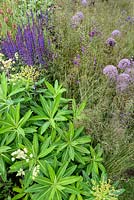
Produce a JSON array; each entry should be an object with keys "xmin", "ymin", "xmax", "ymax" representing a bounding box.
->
[
  {"xmin": 90, "ymin": 174, "xmax": 125, "ymax": 200},
  {"xmin": 10, "ymin": 65, "xmax": 40, "ymax": 83}
]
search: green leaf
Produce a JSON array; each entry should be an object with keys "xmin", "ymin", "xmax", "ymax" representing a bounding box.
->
[
  {"xmin": 0, "ymin": 146, "xmax": 11, "ymax": 153},
  {"xmin": 11, "ymin": 193, "xmax": 25, "ymax": 200},
  {"xmin": 0, "ymin": 157, "xmax": 7, "ymax": 181},
  {"xmin": 35, "ymin": 177, "xmax": 52, "ymax": 185},
  {"xmin": 45, "ymin": 81, "xmax": 55, "ymax": 94},
  {"xmin": 33, "ymin": 133, "xmax": 39, "ymax": 157},
  {"xmin": 41, "ymin": 122, "xmax": 50, "ymax": 134},
  {"xmin": 57, "ymin": 162, "xmax": 69, "ymax": 180},
  {"xmin": 38, "ymin": 146, "xmax": 55, "ymax": 159},
  {"xmin": 59, "ymin": 176, "xmax": 81, "ymax": 186},
  {"xmin": 18, "ymin": 110, "xmax": 32, "ymax": 127},
  {"xmin": 1, "ymin": 73, "xmax": 7, "ymax": 98},
  {"xmin": 52, "ymin": 94, "xmax": 61, "ymax": 117}
]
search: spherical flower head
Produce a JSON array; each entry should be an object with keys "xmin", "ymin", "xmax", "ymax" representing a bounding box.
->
[
  {"xmin": 71, "ymin": 15, "xmax": 80, "ymax": 28},
  {"xmin": 125, "ymin": 67, "xmax": 134, "ymax": 83},
  {"xmin": 118, "ymin": 58, "xmax": 131, "ymax": 69},
  {"xmin": 116, "ymin": 73, "xmax": 130, "ymax": 92},
  {"xmin": 106, "ymin": 37, "xmax": 116, "ymax": 47},
  {"xmin": 76, "ymin": 11, "xmax": 84, "ymax": 20},
  {"xmin": 103, "ymin": 65, "xmax": 118, "ymax": 80},
  {"xmin": 81, "ymin": 0, "xmax": 88, "ymax": 6},
  {"xmin": 111, "ymin": 30, "xmax": 121, "ymax": 37}
]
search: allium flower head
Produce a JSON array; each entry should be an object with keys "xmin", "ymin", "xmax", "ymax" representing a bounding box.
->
[
  {"xmin": 103, "ymin": 65, "xmax": 118, "ymax": 80},
  {"xmin": 116, "ymin": 73, "xmax": 130, "ymax": 92},
  {"xmin": 76, "ymin": 11, "xmax": 84, "ymax": 20},
  {"xmin": 106, "ymin": 37, "xmax": 116, "ymax": 47},
  {"xmin": 118, "ymin": 58, "xmax": 131, "ymax": 69},
  {"xmin": 71, "ymin": 15, "xmax": 80, "ymax": 28},
  {"xmin": 71, "ymin": 12, "xmax": 84, "ymax": 28},
  {"xmin": 81, "ymin": 0, "xmax": 88, "ymax": 6},
  {"xmin": 111, "ymin": 30, "xmax": 121, "ymax": 37}
]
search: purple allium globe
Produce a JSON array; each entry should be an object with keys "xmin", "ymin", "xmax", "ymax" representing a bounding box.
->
[
  {"xmin": 103, "ymin": 65, "xmax": 118, "ymax": 80},
  {"xmin": 106, "ymin": 38, "xmax": 116, "ymax": 47},
  {"xmin": 111, "ymin": 30, "xmax": 121, "ymax": 37},
  {"xmin": 71, "ymin": 12, "xmax": 84, "ymax": 28},
  {"xmin": 76, "ymin": 11, "xmax": 84, "ymax": 20},
  {"xmin": 116, "ymin": 73, "xmax": 130, "ymax": 92},
  {"xmin": 118, "ymin": 58, "xmax": 131, "ymax": 69},
  {"xmin": 71, "ymin": 15, "xmax": 80, "ymax": 28},
  {"xmin": 81, "ymin": 0, "xmax": 88, "ymax": 6}
]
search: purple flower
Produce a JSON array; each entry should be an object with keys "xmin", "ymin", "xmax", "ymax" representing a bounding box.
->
[
  {"xmin": 116, "ymin": 73, "xmax": 130, "ymax": 92},
  {"xmin": 71, "ymin": 15, "xmax": 81, "ymax": 28},
  {"xmin": 73, "ymin": 54, "xmax": 80, "ymax": 66},
  {"xmin": 106, "ymin": 37, "xmax": 116, "ymax": 47},
  {"xmin": 71, "ymin": 12, "xmax": 84, "ymax": 28},
  {"xmin": 111, "ymin": 30, "xmax": 121, "ymax": 37},
  {"xmin": 118, "ymin": 59, "xmax": 131, "ymax": 69},
  {"xmin": 89, "ymin": 31, "xmax": 96, "ymax": 37},
  {"xmin": 76, "ymin": 12, "xmax": 84, "ymax": 20},
  {"xmin": 103, "ymin": 65, "xmax": 118, "ymax": 80},
  {"xmin": 81, "ymin": 46, "xmax": 86, "ymax": 54},
  {"xmin": 125, "ymin": 67, "xmax": 134, "ymax": 83},
  {"xmin": 81, "ymin": 0, "xmax": 88, "ymax": 6},
  {"xmin": 0, "ymin": 12, "xmax": 51, "ymax": 66}
]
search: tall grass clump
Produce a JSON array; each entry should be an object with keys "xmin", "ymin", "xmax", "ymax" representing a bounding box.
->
[{"xmin": 48, "ymin": 0, "xmax": 134, "ymax": 187}]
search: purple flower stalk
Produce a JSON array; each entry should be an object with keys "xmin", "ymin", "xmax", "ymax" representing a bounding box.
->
[
  {"xmin": 0, "ymin": 12, "xmax": 51, "ymax": 66},
  {"xmin": 106, "ymin": 37, "xmax": 116, "ymax": 47},
  {"xmin": 118, "ymin": 58, "xmax": 131, "ymax": 69},
  {"xmin": 111, "ymin": 30, "xmax": 121, "ymax": 37},
  {"xmin": 103, "ymin": 65, "xmax": 118, "ymax": 80},
  {"xmin": 73, "ymin": 54, "xmax": 80, "ymax": 66}
]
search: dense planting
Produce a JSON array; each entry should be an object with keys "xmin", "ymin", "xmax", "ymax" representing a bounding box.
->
[{"xmin": 0, "ymin": 0, "xmax": 134, "ymax": 199}]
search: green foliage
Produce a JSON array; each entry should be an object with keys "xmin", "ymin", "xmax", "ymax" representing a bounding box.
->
[{"xmin": 0, "ymin": 73, "xmax": 124, "ymax": 199}]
